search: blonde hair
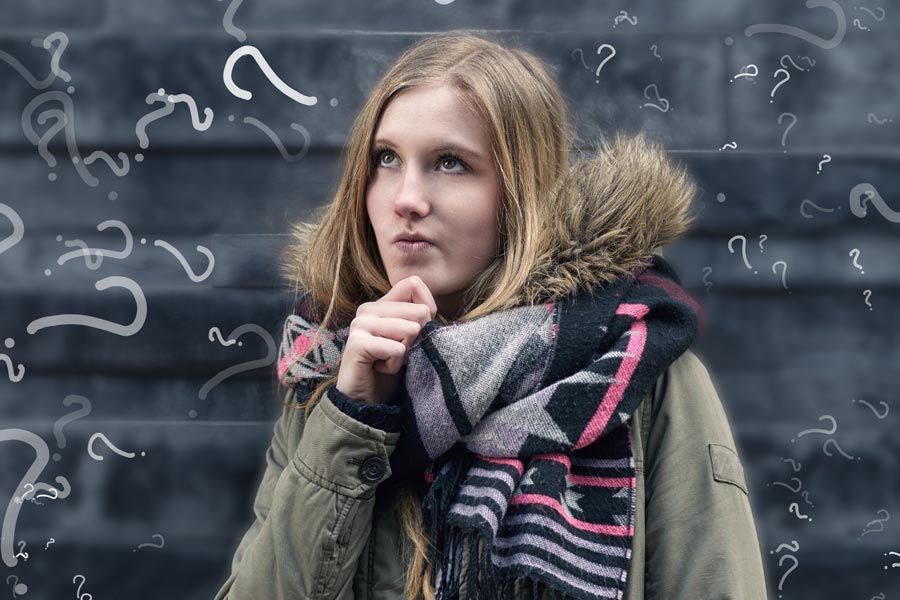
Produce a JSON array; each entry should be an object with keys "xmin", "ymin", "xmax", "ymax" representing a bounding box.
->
[{"xmin": 276, "ymin": 30, "xmax": 577, "ymax": 599}]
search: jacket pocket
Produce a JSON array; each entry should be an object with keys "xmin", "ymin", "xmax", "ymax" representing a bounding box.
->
[{"xmin": 708, "ymin": 443, "xmax": 748, "ymax": 494}]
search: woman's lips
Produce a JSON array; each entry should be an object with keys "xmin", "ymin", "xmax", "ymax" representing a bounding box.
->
[{"xmin": 394, "ymin": 240, "xmax": 434, "ymax": 254}]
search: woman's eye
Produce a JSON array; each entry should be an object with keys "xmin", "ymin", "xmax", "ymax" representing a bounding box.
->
[{"xmin": 372, "ymin": 149, "xmax": 466, "ymax": 173}]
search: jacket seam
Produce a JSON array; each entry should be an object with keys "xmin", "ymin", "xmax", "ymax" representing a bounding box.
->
[
  {"xmin": 313, "ymin": 493, "xmax": 356, "ymax": 598},
  {"xmin": 366, "ymin": 514, "xmax": 378, "ymax": 599}
]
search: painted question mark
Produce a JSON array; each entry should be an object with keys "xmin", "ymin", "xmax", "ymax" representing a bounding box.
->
[
  {"xmin": 771, "ymin": 540, "xmax": 800, "ymax": 554},
  {"xmin": 853, "ymin": 18, "xmax": 871, "ymax": 30},
  {"xmin": 848, "ymin": 248, "xmax": 864, "ymax": 274},
  {"xmin": 719, "ymin": 142, "xmax": 737, "ymax": 150},
  {"xmin": 780, "ymin": 55, "xmax": 806, "ymax": 72},
  {"xmin": 816, "ymin": 154, "xmax": 831, "ymax": 173},
  {"xmin": 799, "ymin": 198, "xmax": 835, "ymax": 218},
  {"xmin": 151, "ymin": 239, "xmax": 215, "ymax": 282},
  {"xmin": 780, "ymin": 457, "xmax": 801, "ymax": 471},
  {"xmin": 772, "ymin": 261, "xmax": 790, "ymax": 293},
  {"xmin": 72, "ymin": 574, "xmax": 92, "ymax": 600},
  {"xmin": 134, "ymin": 89, "xmax": 176, "ymax": 157},
  {"xmin": 860, "ymin": 509, "xmax": 890, "ymax": 538},
  {"xmin": 649, "ymin": 44, "xmax": 662, "ymax": 60},
  {"xmin": 727, "ymin": 235, "xmax": 757, "ymax": 274},
  {"xmin": 744, "ymin": 0, "xmax": 847, "ymax": 49},
  {"xmin": 730, "ymin": 64, "xmax": 758, "ymax": 83},
  {"xmin": 165, "ymin": 92, "xmax": 214, "ymax": 131},
  {"xmin": 857, "ymin": 6, "xmax": 886, "ymax": 22},
  {"xmin": 242, "ymin": 117, "xmax": 311, "ymax": 162},
  {"xmin": 852, "ymin": 398, "xmax": 888, "ymax": 419},
  {"xmin": 800, "ymin": 490, "xmax": 814, "ymax": 507},
  {"xmin": 769, "ymin": 476, "xmax": 802, "ymax": 493},
  {"xmin": 789, "ymin": 502, "xmax": 811, "ymax": 521},
  {"xmin": 792, "ymin": 414, "xmax": 837, "ymax": 442},
  {"xmin": 612, "ymin": 11, "xmax": 638, "ymax": 27},
  {"xmin": 867, "ymin": 112, "xmax": 891, "ymax": 124},
  {"xmin": 26, "ymin": 276, "xmax": 147, "ymax": 336},
  {"xmin": 45, "ymin": 538, "xmax": 54, "ymax": 550},
  {"xmin": 571, "ymin": 48, "xmax": 590, "ymax": 70},
  {"xmin": 1, "ymin": 429, "xmax": 67, "ymax": 567},
  {"xmin": 21, "ymin": 93, "xmax": 107, "ymax": 187},
  {"xmin": 701, "ymin": 266, "xmax": 713, "ymax": 294},
  {"xmin": 863, "ymin": 289, "xmax": 873, "ymax": 310},
  {"xmin": 770, "ymin": 68, "xmax": 791, "ymax": 102},
  {"xmin": 5, "ymin": 574, "xmax": 27, "ymax": 597},
  {"xmin": 223, "ymin": 45, "xmax": 317, "ymax": 106},
  {"xmin": 641, "ymin": 84, "xmax": 670, "ymax": 112},
  {"xmin": 778, "ymin": 112, "xmax": 797, "ymax": 151},
  {"xmin": 133, "ymin": 533, "xmax": 165, "ymax": 552},
  {"xmin": 822, "ymin": 437, "xmax": 859, "ymax": 460},
  {"xmin": 849, "ymin": 183, "xmax": 900, "ymax": 223},
  {"xmin": 209, "ymin": 327, "xmax": 241, "ymax": 346},
  {"xmin": 594, "ymin": 44, "xmax": 616, "ymax": 82},
  {"xmin": 884, "ymin": 551, "xmax": 900, "ymax": 569},
  {"xmin": 33, "ymin": 32, "xmax": 71, "ymax": 85},
  {"xmin": 777, "ymin": 553, "xmax": 799, "ymax": 597},
  {"xmin": 198, "ymin": 324, "xmax": 277, "ymax": 399},
  {"xmin": 31, "ymin": 108, "xmax": 67, "ymax": 181},
  {"xmin": 87, "ymin": 432, "xmax": 145, "ymax": 460},
  {"xmin": 758, "ymin": 234, "xmax": 767, "ymax": 251},
  {"xmin": 14, "ymin": 541, "xmax": 27, "ymax": 561},
  {"xmin": 1, "ymin": 337, "xmax": 25, "ymax": 383},
  {"xmin": 56, "ymin": 219, "xmax": 133, "ymax": 270},
  {"xmin": 53, "ymin": 394, "xmax": 91, "ymax": 460}
]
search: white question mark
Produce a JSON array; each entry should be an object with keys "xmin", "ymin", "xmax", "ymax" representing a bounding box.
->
[
  {"xmin": 788, "ymin": 502, "xmax": 811, "ymax": 521},
  {"xmin": 758, "ymin": 234, "xmax": 767, "ymax": 251},
  {"xmin": 792, "ymin": 414, "xmax": 837, "ymax": 442},
  {"xmin": 727, "ymin": 235, "xmax": 758, "ymax": 274},
  {"xmin": 772, "ymin": 261, "xmax": 790, "ymax": 293},
  {"xmin": 777, "ymin": 553, "xmax": 800, "ymax": 596},
  {"xmin": 87, "ymin": 432, "xmax": 145, "ymax": 460},
  {"xmin": 848, "ymin": 248, "xmax": 864, "ymax": 274},
  {"xmin": 52, "ymin": 394, "xmax": 92, "ymax": 461},
  {"xmin": 816, "ymin": 154, "xmax": 831, "ymax": 173},
  {"xmin": 849, "ymin": 183, "xmax": 900, "ymax": 223},
  {"xmin": 778, "ymin": 112, "xmax": 797, "ymax": 151},
  {"xmin": 770, "ymin": 68, "xmax": 791, "ymax": 102},
  {"xmin": 594, "ymin": 44, "xmax": 616, "ymax": 82},
  {"xmin": 863, "ymin": 289, "xmax": 873, "ymax": 310},
  {"xmin": 26, "ymin": 276, "xmax": 147, "ymax": 336},
  {"xmin": 133, "ymin": 533, "xmax": 165, "ymax": 552},
  {"xmin": 5, "ymin": 574, "xmax": 27, "ymax": 597},
  {"xmin": 730, "ymin": 64, "xmax": 758, "ymax": 82},
  {"xmin": 152, "ymin": 239, "xmax": 215, "ymax": 282},
  {"xmin": 223, "ymin": 45, "xmax": 317, "ymax": 106}
]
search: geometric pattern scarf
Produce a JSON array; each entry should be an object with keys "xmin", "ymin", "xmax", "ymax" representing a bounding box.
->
[{"xmin": 277, "ymin": 254, "xmax": 703, "ymax": 600}]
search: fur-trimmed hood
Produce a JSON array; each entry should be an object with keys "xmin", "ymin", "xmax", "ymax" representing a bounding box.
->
[{"xmin": 518, "ymin": 131, "xmax": 697, "ymax": 305}]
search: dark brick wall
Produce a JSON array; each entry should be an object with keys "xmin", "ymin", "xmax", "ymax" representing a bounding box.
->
[{"xmin": 0, "ymin": 1, "xmax": 897, "ymax": 598}]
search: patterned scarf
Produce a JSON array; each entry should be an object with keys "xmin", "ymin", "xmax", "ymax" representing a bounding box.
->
[{"xmin": 277, "ymin": 254, "xmax": 703, "ymax": 599}]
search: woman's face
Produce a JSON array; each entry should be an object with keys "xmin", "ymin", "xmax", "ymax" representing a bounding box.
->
[{"xmin": 365, "ymin": 83, "xmax": 502, "ymax": 320}]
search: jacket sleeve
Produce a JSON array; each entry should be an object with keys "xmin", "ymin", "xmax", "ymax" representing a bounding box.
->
[
  {"xmin": 642, "ymin": 350, "xmax": 769, "ymax": 599},
  {"xmin": 213, "ymin": 384, "xmax": 403, "ymax": 600}
]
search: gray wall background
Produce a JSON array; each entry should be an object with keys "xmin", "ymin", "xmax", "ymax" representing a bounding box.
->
[{"xmin": 1, "ymin": 1, "xmax": 898, "ymax": 598}]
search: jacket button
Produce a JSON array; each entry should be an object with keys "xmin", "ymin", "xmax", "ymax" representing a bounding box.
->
[{"xmin": 360, "ymin": 456, "xmax": 387, "ymax": 482}]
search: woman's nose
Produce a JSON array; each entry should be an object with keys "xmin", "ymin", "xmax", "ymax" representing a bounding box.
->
[{"xmin": 393, "ymin": 169, "xmax": 431, "ymax": 217}]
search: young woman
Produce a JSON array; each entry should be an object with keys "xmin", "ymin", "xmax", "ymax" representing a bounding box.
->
[{"xmin": 214, "ymin": 31, "xmax": 768, "ymax": 600}]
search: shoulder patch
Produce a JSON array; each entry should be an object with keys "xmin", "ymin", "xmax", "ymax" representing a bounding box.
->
[{"xmin": 708, "ymin": 443, "xmax": 748, "ymax": 495}]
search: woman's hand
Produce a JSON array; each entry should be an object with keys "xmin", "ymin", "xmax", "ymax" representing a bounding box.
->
[{"xmin": 335, "ymin": 275, "xmax": 437, "ymax": 404}]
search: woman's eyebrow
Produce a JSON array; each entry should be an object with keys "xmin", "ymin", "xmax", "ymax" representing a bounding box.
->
[{"xmin": 373, "ymin": 137, "xmax": 484, "ymax": 161}]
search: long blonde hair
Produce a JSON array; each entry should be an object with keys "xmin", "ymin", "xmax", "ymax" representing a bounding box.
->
[{"xmin": 277, "ymin": 31, "xmax": 576, "ymax": 599}]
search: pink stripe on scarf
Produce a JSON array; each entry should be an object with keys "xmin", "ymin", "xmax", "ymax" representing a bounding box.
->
[
  {"xmin": 533, "ymin": 454, "xmax": 634, "ymax": 487},
  {"xmin": 510, "ymin": 494, "xmax": 634, "ymax": 536},
  {"xmin": 575, "ymin": 304, "xmax": 649, "ymax": 449}
]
